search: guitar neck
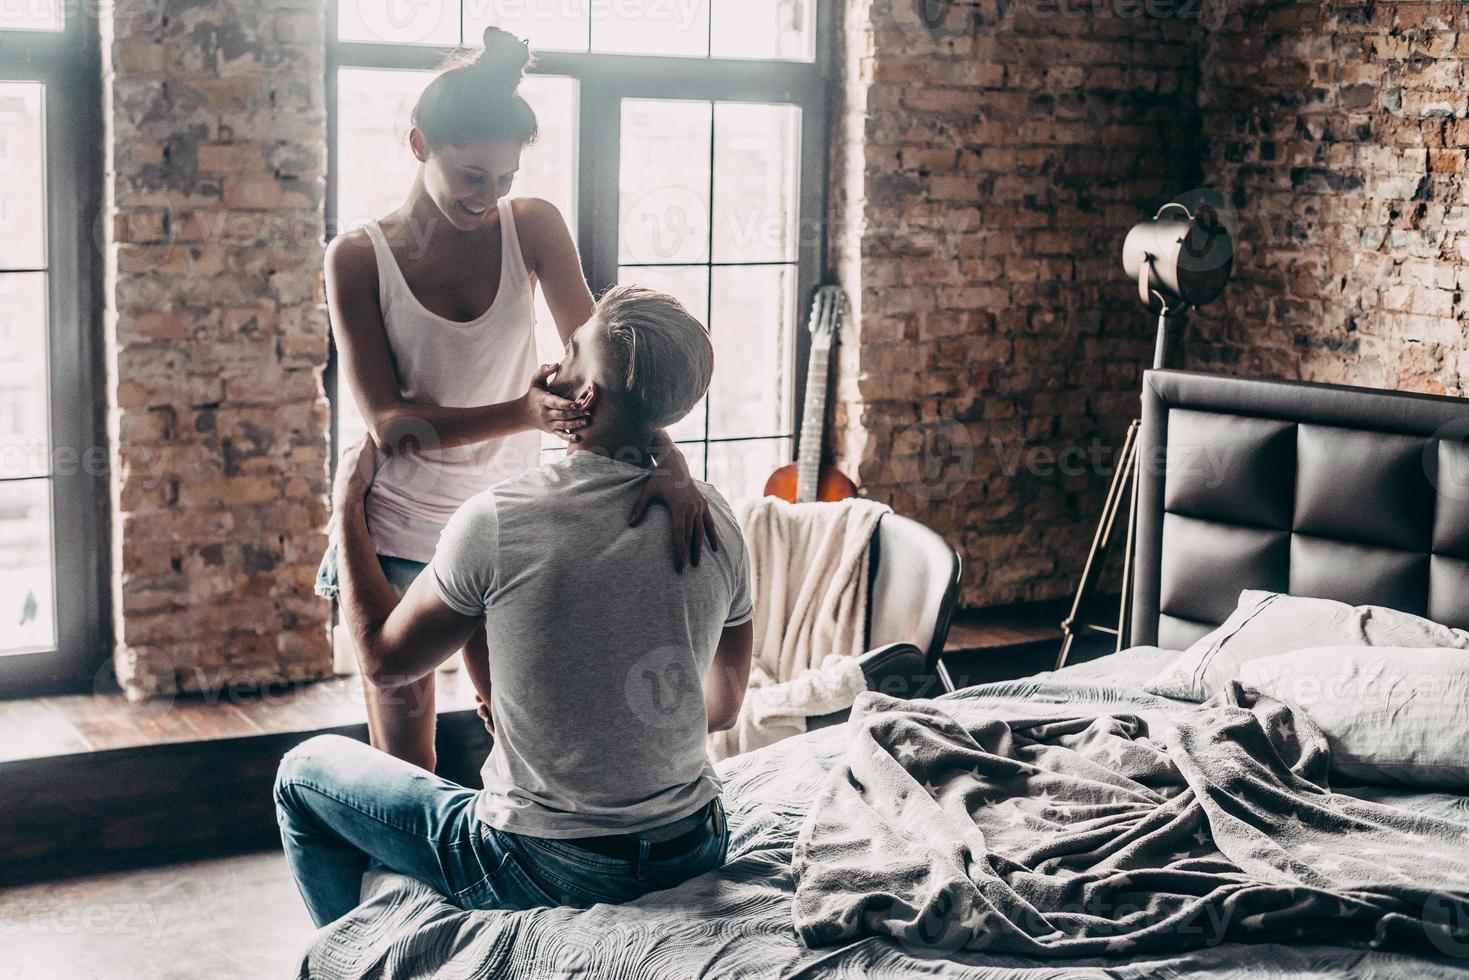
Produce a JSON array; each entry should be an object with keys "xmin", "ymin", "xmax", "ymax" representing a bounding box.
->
[{"xmin": 796, "ymin": 343, "xmax": 831, "ymax": 502}]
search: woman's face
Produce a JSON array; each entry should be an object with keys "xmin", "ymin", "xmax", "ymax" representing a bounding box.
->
[{"xmin": 414, "ymin": 134, "xmax": 524, "ymax": 231}]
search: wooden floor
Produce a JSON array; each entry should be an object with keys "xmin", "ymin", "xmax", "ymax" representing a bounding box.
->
[
  {"xmin": 0, "ymin": 849, "xmax": 314, "ymax": 979},
  {"xmin": 946, "ymin": 600, "xmax": 1067, "ymax": 653}
]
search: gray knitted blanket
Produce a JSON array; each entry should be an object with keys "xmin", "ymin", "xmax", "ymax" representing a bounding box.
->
[{"xmin": 793, "ymin": 686, "xmax": 1469, "ymax": 960}]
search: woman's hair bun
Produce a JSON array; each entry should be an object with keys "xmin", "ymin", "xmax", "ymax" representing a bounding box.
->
[
  {"xmin": 470, "ymin": 27, "xmax": 532, "ymax": 92},
  {"xmin": 413, "ymin": 26, "xmax": 539, "ymax": 148}
]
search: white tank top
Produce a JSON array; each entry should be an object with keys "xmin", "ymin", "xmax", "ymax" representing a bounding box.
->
[{"xmin": 361, "ymin": 197, "xmax": 541, "ymax": 563}]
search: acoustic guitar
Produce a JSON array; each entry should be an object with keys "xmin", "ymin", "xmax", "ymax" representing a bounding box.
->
[{"xmin": 763, "ymin": 285, "xmax": 858, "ymax": 503}]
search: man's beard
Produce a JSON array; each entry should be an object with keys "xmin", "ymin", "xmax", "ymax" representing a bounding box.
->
[{"xmin": 543, "ymin": 373, "xmax": 577, "ymax": 400}]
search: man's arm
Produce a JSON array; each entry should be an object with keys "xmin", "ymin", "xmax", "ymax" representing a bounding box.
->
[
  {"xmin": 704, "ymin": 621, "xmax": 754, "ymax": 733},
  {"xmin": 334, "ymin": 440, "xmax": 482, "ymax": 687}
]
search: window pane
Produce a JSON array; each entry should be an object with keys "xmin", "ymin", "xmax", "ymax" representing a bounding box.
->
[
  {"xmin": 335, "ymin": 69, "xmax": 430, "ymax": 230},
  {"xmin": 593, "ymin": 0, "xmax": 709, "ymax": 57},
  {"xmin": 708, "ymin": 264, "xmax": 794, "ymax": 438},
  {"xmin": 713, "ymin": 102, "xmax": 799, "ymax": 263},
  {"xmin": 620, "ymin": 100, "xmax": 711, "ymax": 264},
  {"xmin": 617, "ymin": 264, "xmax": 708, "ymax": 442},
  {"xmin": 514, "ymin": 77, "xmax": 579, "ymax": 228},
  {"xmin": 0, "ymin": 0, "xmax": 62, "ymax": 30},
  {"xmin": 710, "ymin": 0, "xmax": 814, "ymax": 61},
  {"xmin": 676, "ymin": 440, "xmax": 706, "ymax": 482},
  {"xmin": 707, "ymin": 438, "xmax": 788, "ymax": 505},
  {"xmin": 464, "ymin": 1, "xmax": 589, "ymax": 51},
  {"xmin": 0, "ymin": 82, "xmax": 47, "ymax": 270},
  {"xmin": 0, "ymin": 478, "xmax": 55, "ymax": 655},
  {"xmin": 0, "ymin": 273, "xmax": 49, "ymax": 480},
  {"xmin": 338, "ymin": 0, "xmax": 461, "ymax": 45}
]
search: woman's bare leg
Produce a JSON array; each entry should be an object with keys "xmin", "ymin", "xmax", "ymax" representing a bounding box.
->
[{"xmin": 336, "ymin": 623, "xmax": 438, "ymax": 771}]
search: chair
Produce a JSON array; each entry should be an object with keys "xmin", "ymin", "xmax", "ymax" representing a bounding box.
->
[{"xmin": 807, "ymin": 512, "xmax": 963, "ymax": 728}]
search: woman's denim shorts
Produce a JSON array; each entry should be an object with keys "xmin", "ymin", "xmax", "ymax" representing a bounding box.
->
[{"xmin": 314, "ymin": 540, "xmax": 427, "ymax": 600}]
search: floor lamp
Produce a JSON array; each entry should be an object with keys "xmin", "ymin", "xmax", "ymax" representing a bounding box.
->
[{"xmin": 1056, "ymin": 201, "xmax": 1234, "ymax": 669}]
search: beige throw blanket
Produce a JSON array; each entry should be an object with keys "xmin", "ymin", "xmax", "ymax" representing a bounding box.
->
[{"xmin": 707, "ymin": 497, "xmax": 891, "ymax": 761}]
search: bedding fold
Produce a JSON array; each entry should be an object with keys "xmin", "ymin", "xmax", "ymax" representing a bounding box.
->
[{"xmin": 792, "ymin": 686, "xmax": 1469, "ymax": 959}]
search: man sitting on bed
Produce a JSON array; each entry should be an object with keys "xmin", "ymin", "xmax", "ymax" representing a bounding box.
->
[{"xmin": 274, "ymin": 285, "xmax": 755, "ymax": 927}]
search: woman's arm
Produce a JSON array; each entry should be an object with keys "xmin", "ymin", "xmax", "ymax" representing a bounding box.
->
[
  {"xmin": 325, "ymin": 231, "xmax": 589, "ymax": 455},
  {"xmin": 518, "ymin": 198, "xmax": 596, "ymax": 344},
  {"xmin": 630, "ymin": 430, "xmax": 720, "ymax": 572}
]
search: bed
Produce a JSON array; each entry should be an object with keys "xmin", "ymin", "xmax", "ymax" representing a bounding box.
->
[{"xmin": 297, "ymin": 372, "xmax": 1469, "ymax": 979}]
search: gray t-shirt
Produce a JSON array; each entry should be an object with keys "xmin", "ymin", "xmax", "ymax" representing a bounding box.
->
[{"xmin": 430, "ymin": 450, "xmax": 753, "ymax": 838}]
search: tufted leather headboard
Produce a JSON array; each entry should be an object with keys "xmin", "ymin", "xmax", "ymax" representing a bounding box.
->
[{"xmin": 1130, "ymin": 371, "xmax": 1469, "ymax": 651}]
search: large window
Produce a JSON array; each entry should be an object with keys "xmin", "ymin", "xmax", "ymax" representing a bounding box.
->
[
  {"xmin": 0, "ymin": 6, "xmax": 104, "ymax": 692},
  {"xmin": 328, "ymin": 0, "xmax": 828, "ymax": 501}
]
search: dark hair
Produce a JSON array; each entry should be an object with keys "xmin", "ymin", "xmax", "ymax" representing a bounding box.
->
[{"xmin": 411, "ymin": 27, "xmax": 538, "ymax": 150}]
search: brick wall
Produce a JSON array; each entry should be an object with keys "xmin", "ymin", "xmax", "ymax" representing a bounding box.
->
[
  {"xmin": 830, "ymin": 0, "xmax": 1203, "ymax": 605},
  {"xmin": 1189, "ymin": 0, "xmax": 1469, "ymax": 393},
  {"xmin": 103, "ymin": 0, "xmax": 332, "ymax": 699}
]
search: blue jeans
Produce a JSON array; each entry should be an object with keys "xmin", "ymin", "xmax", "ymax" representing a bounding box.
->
[
  {"xmin": 314, "ymin": 539, "xmax": 427, "ymax": 600},
  {"xmin": 273, "ymin": 734, "xmax": 730, "ymax": 927}
]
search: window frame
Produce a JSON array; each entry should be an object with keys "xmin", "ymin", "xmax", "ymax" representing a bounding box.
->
[
  {"xmin": 324, "ymin": 1, "xmax": 832, "ymax": 484},
  {"xmin": 0, "ymin": 12, "xmax": 108, "ymax": 696}
]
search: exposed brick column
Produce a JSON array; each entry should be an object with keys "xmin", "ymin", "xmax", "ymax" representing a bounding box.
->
[
  {"xmin": 830, "ymin": 0, "xmax": 1203, "ymax": 606},
  {"xmin": 102, "ymin": 0, "xmax": 332, "ymax": 698},
  {"xmin": 1191, "ymin": 0, "xmax": 1469, "ymax": 393}
]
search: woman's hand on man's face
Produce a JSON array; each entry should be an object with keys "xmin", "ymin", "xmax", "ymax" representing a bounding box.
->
[{"xmin": 524, "ymin": 362, "xmax": 591, "ymax": 442}]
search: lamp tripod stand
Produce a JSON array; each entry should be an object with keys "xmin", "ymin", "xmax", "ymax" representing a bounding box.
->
[{"xmin": 1055, "ymin": 302, "xmax": 1188, "ymax": 670}]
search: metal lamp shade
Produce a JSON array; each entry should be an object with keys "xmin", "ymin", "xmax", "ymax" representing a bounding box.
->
[{"xmin": 1122, "ymin": 207, "xmax": 1233, "ymax": 309}]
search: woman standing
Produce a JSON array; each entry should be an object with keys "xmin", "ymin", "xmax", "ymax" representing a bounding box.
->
[{"xmin": 317, "ymin": 29, "xmax": 716, "ymax": 771}]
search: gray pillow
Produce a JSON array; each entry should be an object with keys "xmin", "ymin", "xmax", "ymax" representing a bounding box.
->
[
  {"xmin": 1143, "ymin": 590, "xmax": 1469, "ymax": 702},
  {"xmin": 1239, "ymin": 646, "xmax": 1469, "ymax": 790}
]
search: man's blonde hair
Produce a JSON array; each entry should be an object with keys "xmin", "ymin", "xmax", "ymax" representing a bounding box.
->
[{"xmin": 595, "ymin": 284, "xmax": 713, "ymax": 430}]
